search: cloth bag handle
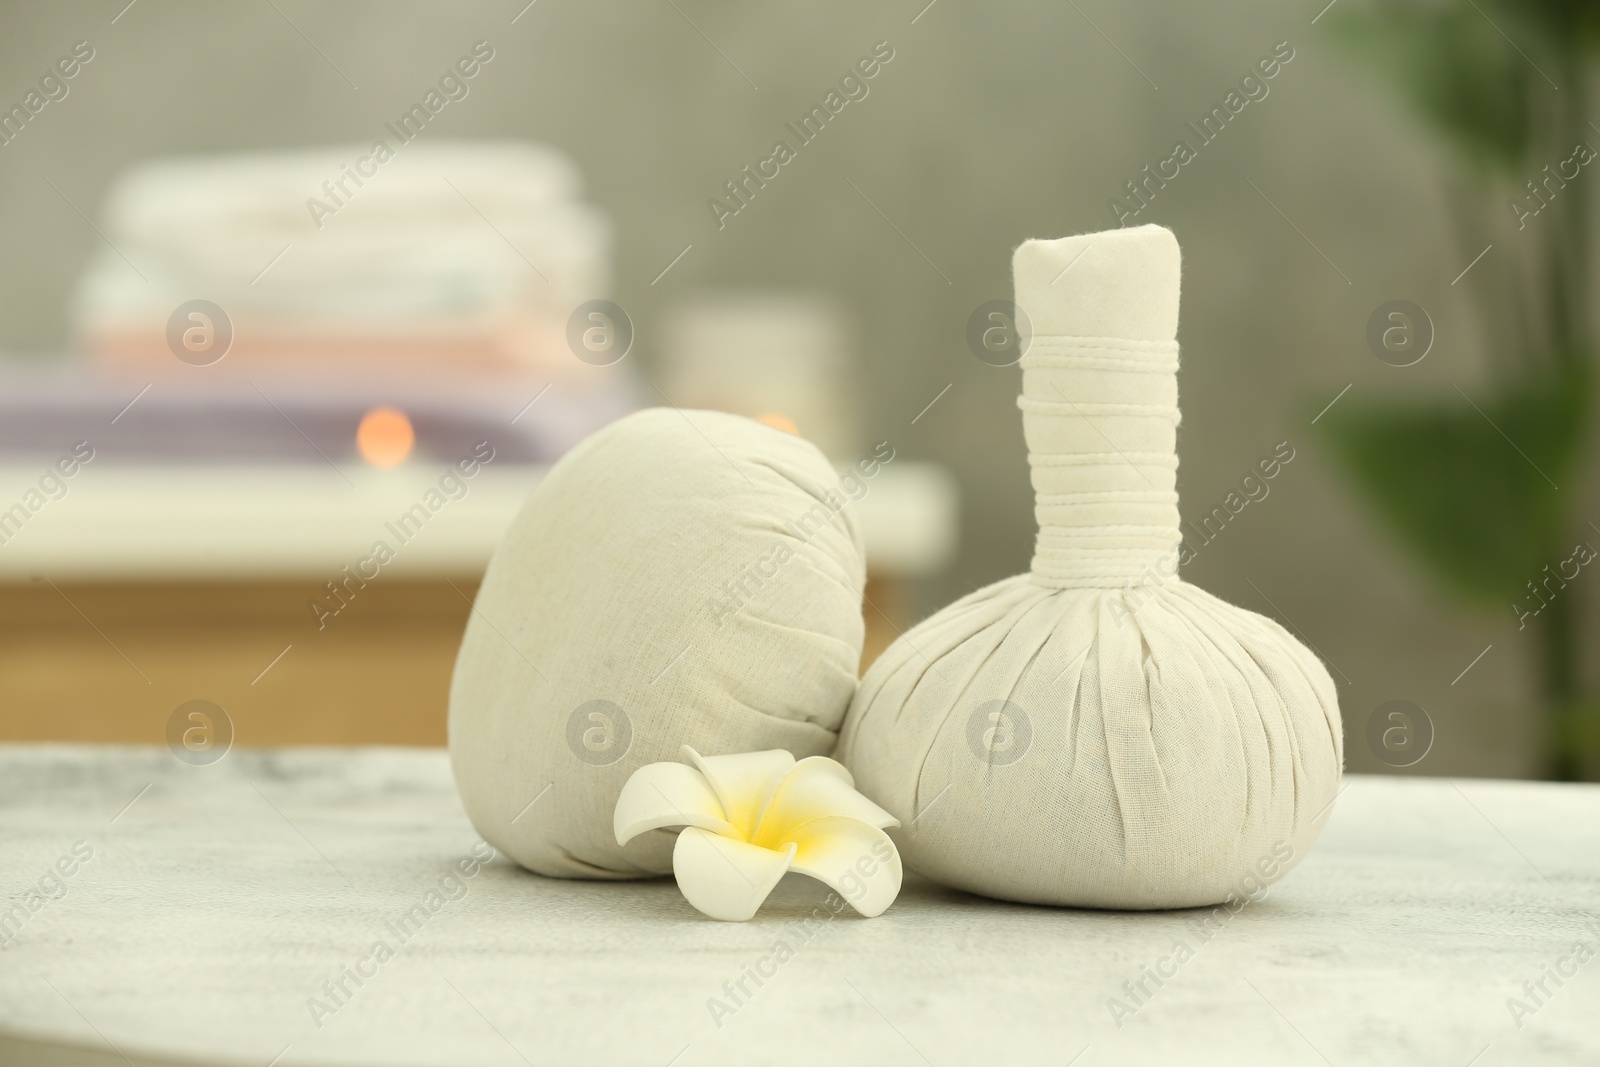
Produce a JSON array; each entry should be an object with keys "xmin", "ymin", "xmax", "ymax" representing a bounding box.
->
[{"xmin": 1013, "ymin": 225, "xmax": 1184, "ymax": 589}]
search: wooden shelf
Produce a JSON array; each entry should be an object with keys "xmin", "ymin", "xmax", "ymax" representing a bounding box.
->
[{"xmin": 0, "ymin": 461, "xmax": 949, "ymax": 744}]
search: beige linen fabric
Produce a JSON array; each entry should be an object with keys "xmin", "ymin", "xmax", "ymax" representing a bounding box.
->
[
  {"xmin": 450, "ymin": 407, "xmax": 866, "ymax": 878},
  {"xmin": 838, "ymin": 225, "xmax": 1343, "ymax": 909}
]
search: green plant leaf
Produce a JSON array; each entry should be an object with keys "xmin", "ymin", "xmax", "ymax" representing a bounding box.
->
[
  {"xmin": 1495, "ymin": 0, "xmax": 1600, "ymax": 50},
  {"xmin": 1326, "ymin": 3, "xmax": 1534, "ymax": 177},
  {"xmin": 1318, "ymin": 371, "xmax": 1589, "ymax": 604}
]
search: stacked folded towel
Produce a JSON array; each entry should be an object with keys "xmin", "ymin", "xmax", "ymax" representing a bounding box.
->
[{"xmin": 73, "ymin": 140, "xmax": 616, "ymax": 383}]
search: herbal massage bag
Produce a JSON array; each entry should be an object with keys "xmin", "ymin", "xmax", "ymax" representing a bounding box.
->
[
  {"xmin": 838, "ymin": 224, "xmax": 1343, "ymax": 909},
  {"xmin": 450, "ymin": 408, "xmax": 867, "ymax": 878}
]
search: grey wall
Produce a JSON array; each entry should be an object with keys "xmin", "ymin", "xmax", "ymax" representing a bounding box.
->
[{"xmin": 0, "ymin": 0, "xmax": 1575, "ymax": 777}]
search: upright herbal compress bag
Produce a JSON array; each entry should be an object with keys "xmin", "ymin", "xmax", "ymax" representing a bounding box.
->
[
  {"xmin": 450, "ymin": 408, "xmax": 866, "ymax": 878},
  {"xmin": 838, "ymin": 224, "xmax": 1342, "ymax": 909}
]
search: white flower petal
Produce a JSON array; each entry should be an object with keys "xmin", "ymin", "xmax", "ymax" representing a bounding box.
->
[
  {"xmin": 793, "ymin": 754, "xmax": 856, "ymax": 787},
  {"xmin": 787, "ymin": 817, "xmax": 903, "ymax": 918},
  {"xmin": 614, "ymin": 761, "xmax": 736, "ymax": 845},
  {"xmin": 680, "ymin": 745, "xmax": 795, "ymax": 838},
  {"xmin": 753, "ymin": 756, "xmax": 899, "ymax": 848},
  {"xmin": 672, "ymin": 826, "xmax": 795, "ymax": 921}
]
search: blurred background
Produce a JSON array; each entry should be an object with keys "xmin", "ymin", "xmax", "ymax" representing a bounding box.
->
[{"xmin": 0, "ymin": 0, "xmax": 1594, "ymax": 781}]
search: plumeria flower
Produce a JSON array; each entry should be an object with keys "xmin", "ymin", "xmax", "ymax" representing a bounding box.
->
[{"xmin": 614, "ymin": 746, "xmax": 902, "ymax": 922}]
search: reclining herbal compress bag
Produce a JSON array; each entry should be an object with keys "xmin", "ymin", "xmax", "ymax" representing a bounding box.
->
[
  {"xmin": 451, "ymin": 408, "xmax": 866, "ymax": 879},
  {"xmin": 838, "ymin": 224, "xmax": 1342, "ymax": 909}
]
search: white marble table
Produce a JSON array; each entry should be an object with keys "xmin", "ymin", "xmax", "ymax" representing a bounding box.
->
[{"xmin": 2, "ymin": 746, "xmax": 1596, "ymax": 1067}]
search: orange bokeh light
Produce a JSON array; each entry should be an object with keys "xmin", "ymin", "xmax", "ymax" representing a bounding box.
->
[
  {"xmin": 357, "ymin": 406, "xmax": 415, "ymax": 468},
  {"xmin": 757, "ymin": 412, "xmax": 799, "ymax": 435}
]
